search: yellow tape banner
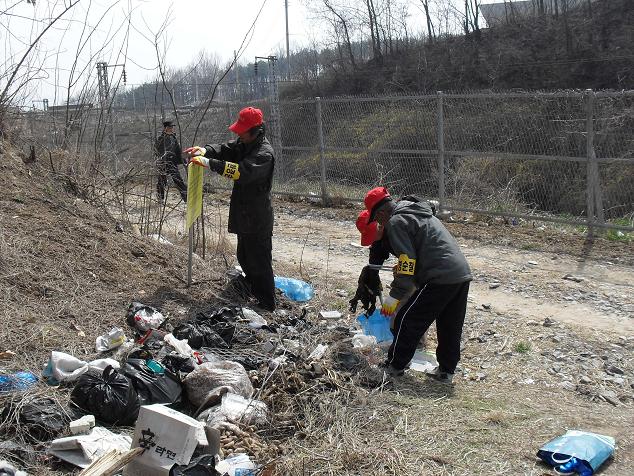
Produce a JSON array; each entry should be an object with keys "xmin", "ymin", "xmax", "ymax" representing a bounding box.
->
[{"xmin": 185, "ymin": 163, "xmax": 204, "ymax": 229}]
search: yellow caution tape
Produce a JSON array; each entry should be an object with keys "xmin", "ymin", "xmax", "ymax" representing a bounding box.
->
[{"xmin": 186, "ymin": 162, "xmax": 204, "ymax": 229}]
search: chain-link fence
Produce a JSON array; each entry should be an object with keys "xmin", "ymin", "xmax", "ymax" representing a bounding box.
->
[
  {"xmin": 277, "ymin": 91, "xmax": 634, "ymax": 232},
  {"xmin": 15, "ymin": 89, "xmax": 634, "ymax": 233}
]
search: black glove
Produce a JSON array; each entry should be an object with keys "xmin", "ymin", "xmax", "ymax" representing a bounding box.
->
[{"xmin": 349, "ymin": 266, "xmax": 382, "ymax": 316}]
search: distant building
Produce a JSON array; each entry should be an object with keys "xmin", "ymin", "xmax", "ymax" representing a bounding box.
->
[{"xmin": 480, "ymin": 0, "xmax": 596, "ymax": 27}]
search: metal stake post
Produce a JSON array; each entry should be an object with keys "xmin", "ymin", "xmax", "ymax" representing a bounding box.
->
[
  {"xmin": 437, "ymin": 91, "xmax": 445, "ymax": 212},
  {"xmin": 585, "ymin": 89, "xmax": 597, "ymax": 237},
  {"xmin": 316, "ymin": 97, "xmax": 330, "ymax": 205}
]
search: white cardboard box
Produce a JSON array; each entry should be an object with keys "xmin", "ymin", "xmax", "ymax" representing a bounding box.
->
[{"xmin": 124, "ymin": 404, "xmax": 206, "ymax": 475}]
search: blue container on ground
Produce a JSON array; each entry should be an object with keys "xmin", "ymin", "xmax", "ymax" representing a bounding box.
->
[
  {"xmin": 357, "ymin": 309, "xmax": 393, "ymax": 343},
  {"xmin": 537, "ymin": 430, "xmax": 616, "ymax": 475},
  {"xmin": 274, "ymin": 276, "xmax": 314, "ymax": 302}
]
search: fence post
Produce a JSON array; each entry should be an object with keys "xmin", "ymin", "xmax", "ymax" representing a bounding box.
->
[
  {"xmin": 316, "ymin": 97, "xmax": 330, "ymax": 206},
  {"xmin": 437, "ymin": 91, "xmax": 445, "ymax": 212},
  {"xmin": 585, "ymin": 89, "xmax": 603, "ymax": 237}
]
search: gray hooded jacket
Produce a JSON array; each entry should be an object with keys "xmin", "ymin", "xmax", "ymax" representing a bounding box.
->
[{"xmin": 385, "ymin": 200, "xmax": 472, "ymax": 300}]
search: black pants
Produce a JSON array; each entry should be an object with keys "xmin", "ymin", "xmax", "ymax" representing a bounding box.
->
[
  {"xmin": 387, "ymin": 281, "xmax": 470, "ymax": 373},
  {"xmin": 236, "ymin": 233, "xmax": 276, "ymax": 311},
  {"xmin": 157, "ymin": 162, "xmax": 187, "ymax": 202}
]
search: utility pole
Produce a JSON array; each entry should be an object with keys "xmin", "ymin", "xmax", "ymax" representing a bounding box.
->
[
  {"xmin": 255, "ymin": 56, "xmax": 282, "ymax": 172},
  {"xmin": 96, "ymin": 61, "xmax": 126, "ymax": 173},
  {"xmin": 285, "ymin": 0, "xmax": 291, "ymax": 80}
]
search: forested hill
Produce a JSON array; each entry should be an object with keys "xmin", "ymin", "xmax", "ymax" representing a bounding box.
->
[{"xmin": 282, "ymin": 0, "xmax": 633, "ymax": 98}]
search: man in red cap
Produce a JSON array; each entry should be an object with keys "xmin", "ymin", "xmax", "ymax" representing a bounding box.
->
[
  {"xmin": 363, "ymin": 187, "xmax": 472, "ymax": 384},
  {"xmin": 185, "ymin": 107, "xmax": 276, "ymax": 311}
]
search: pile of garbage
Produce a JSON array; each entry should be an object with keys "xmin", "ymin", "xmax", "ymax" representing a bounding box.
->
[{"xmin": 0, "ymin": 283, "xmax": 387, "ymax": 475}]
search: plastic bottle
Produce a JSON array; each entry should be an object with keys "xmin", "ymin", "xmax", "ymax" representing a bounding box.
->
[
  {"xmin": 556, "ymin": 457, "xmax": 593, "ymax": 476},
  {"xmin": 274, "ymin": 276, "xmax": 314, "ymax": 302},
  {"xmin": 0, "ymin": 371, "xmax": 38, "ymax": 393}
]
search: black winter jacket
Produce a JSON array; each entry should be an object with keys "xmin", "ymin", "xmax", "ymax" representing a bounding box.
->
[
  {"xmin": 385, "ymin": 200, "xmax": 472, "ymax": 300},
  {"xmin": 203, "ymin": 133, "xmax": 275, "ymax": 235},
  {"xmin": 155, "ymin": 132, "xmax": 183, "ymax": 166}
]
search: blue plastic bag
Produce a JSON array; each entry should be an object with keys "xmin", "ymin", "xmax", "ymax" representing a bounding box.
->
[
  {"xmin": 357, "ymin": 310, "xmax": 393, "ymax": 343},
  {"xmin": 537, "ymin": 430, "xmax": 615, "ymax": 475},
  {"xmin": 0, "ymin": 371, "xmax": 37, "ymax": 393},
  {"xmin": 274, "ymin": 276, "xmax": 314, "ymax": 302}
]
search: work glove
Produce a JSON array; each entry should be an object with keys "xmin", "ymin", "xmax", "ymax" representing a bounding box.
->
[
  {"xmin": 188, "ymin": 156, "xmax": 209, "ymax": 168},
  {"xmin": 184, "ymin": 146, "xmax": 206, "ymax": 157},
  {"xmin": 381, "ymin": 296, "xmax": 400, "ymax": 317},
  {"xmin": 349, "ymin": 266, "xmax": 382, "ymax": 316}
]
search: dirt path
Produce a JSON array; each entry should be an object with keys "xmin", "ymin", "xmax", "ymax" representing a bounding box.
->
[{"xmin": 266, "ymin": 204, "xmax": 634, "ymax": 335}]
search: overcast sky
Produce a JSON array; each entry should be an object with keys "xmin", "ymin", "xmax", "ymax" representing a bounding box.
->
[{"xmin": 2, "ymin": 0, "xmax": 502, "ymax": 105}]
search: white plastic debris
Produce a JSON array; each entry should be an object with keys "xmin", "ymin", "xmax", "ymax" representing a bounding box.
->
[
  {"xmin": 269, "ymin": 355, "xmax": 287, "ymax": 370},
  {"xmin": 149, "ymin": 234, "xmax": 173, "ymax": 245},
  {"xmin": 69, "ymin": 415, "xmax": 95, "ymax": 435},
  {"xmin": 206, "ymin": 392, "xmax": 269, "ymax": 428},
  {"xmin": 307, "ymin": 344, "xmax": 329, "ymax": 361},
  {"xmin": 95, "ymin": 327, "xmax": 126, "ymax": 352},
  {"xmin": 0, "ymin": 460, "xmax": 27, "ymax": 476},
  {"xmin": 215, "ymin": 453, "xmax": 257, "ymax": 476},
  {"xmin": 409, "ymin": 350, "xmax": 437, "ymax": 373},
  {"xmin": 131, "ymin": 307, "xmax": 165, "ymax": 332},
  {"xmin": 46, "ymin": 351, "xmax": 120, "ymax": 383},
  {"xmin": 352, "ymin": 334, "xmax": 377, "ymax": 349},
  {"xmin": 49, "ymin": 427, "xmax": 131, "ymax": 468},
  {"xmin": 164, "ymin": 333, "xmax": 195, "ymax": 359},
  {"xmin": 318, "ymin": 310, "xmax": 342, "ymax": 320},
  {"xmin": 242, "ymin": 308, "xmax": 268, "ymax": 329},
  {"xmin": 184, "ymin": 361, "xmax": 253, "ymax": 408}
]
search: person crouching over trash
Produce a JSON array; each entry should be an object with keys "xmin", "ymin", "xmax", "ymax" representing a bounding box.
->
[{"xmin": 363, "ymin": 187, "xmax": 472, "ymax": 383}]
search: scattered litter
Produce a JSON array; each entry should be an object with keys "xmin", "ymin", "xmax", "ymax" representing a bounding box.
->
[
  {"xmin": 307, "ymin": 344, "xmax": 329, "ymax": 361},
  {"xmin": 274, "ymin": 276, "xmax": 314, "ymax": 302},
  {"xmin": 70, "ymin": 415, "xmax": 96, "ymax": 435},
  {"xmin": 563, "ymin": 274, "xmax": 585, "ymax": 283},
  {"xmin": 49, "ymin": 426, "xmax": 132, "ymax": 468},
  {"xmin": 537, "ymin": 430, "xmax": 615, "ymax": 476},
  {"xmin": 170, "ymin": 455, "xmax": 216, "ymax": 475},
  {"xmin": 173, "ymin": 308, "xmax": 238, "ymax": 349},
  {"xmin": 123, "ymin": 358, "xmax": 182, "ymax": 405},
  {"xmin": 0, "ymin": 370, "xmax": 37, "ymax": 393},
  {"xmin": 215, "ymin": 453, "xmax": 257, "ymax": 476},
  {"xmin": 70, "ymin": 366, "xmax": 140, "ymax": 425},
  {"xmin": 127, "ymin": 302, "xmax": 166, "ymax": 333},
  {"xmin": 489, "ymin": 282, "xmax": 501, "ymax": 289},
  {"xmin": 0, "ymin": 460, "xmax": 27, "ymax": 476},
  {"xmin": 164, "ymin": 333, "xmax": 195, "ymax": 358},
  {"xmin": 357, "ymin": 310, "xmax": 393, "ymax": 343},
  {"xmin": 409, "ymin": 350, "xmax": 437, "ymax": 373},
  {"xmin": 125, "ymin": 404, "xmax": 206, "ymax": 475},
  {"xmin": 78, "ymin": 447, "xmax": 143, "ymax": 476},
  {"xmin": 527, "ymin": 261, "xmax": 538, "ymax": 266},
  {"xmin": 205, "ymin": 392, "xmax": 269, "ymax": 428},
  {"xmin": 242, "ymin": 308, "xmax": 267, "ymax": 328},
  {"xmin": 268, "ymin": 355, "xmax": 287, "ymax": 370},
  {"xmin": 1, "ymin": 397, "xmax": 70, "ymax": 441},
  {"xmin": 482, "ymin": 303, "xmax": 491, "ymax": 310},
  {"xmin": 352, "ymin": 334, "xmax": 377, "ymax": 348},
  {"xmin": 0, "ymin": 350, "xmax": 16, "ymax": 360},
  {"xmin": 149, "ymin": 234, "xmax": 173, "ymax": 245},
  {"xmin": 318, "ymin": 310, "xmax": 342, "ymax": 320},
  {"xmin": 95, "ymin": 327, "xmax": 126, "ymax": 352},
  {"xmin": 184, "ymin": 361, "xmax": 253, "ymax": 408},
  {"xmin": 43, "ymin": 351, "xmax": 120, "ymax": 385}
]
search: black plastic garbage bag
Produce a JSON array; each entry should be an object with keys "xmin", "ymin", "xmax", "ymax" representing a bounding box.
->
[
  {"xmin": 123, "ymin": 359, "xmax": 182, "ymax": 405},
  {"xmin": 1, "ymin": 397, "xmax": 70, "ymax": 442},
  {"xmin": 169, "ymin": 455, "xmax": 216, "ymax": 475},
  {"xmin": 172, "ymin": 322, "xmax": 230, "ymax": 349},
  {"xmin": 70, "ymin": 366, "xmax": 139, "ymax": 425},
  {"xmin": 161, "ymin": 354, "xmax": 196, "ymax": 375}
]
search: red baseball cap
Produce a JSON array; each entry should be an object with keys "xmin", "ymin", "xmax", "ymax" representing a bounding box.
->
[
  {"xmin": 229, "ymin": 107, "xmax": 264, "ymax": 135},
  {"xmin": 356, "ymin": 210, "xmax": 378, "ymax": 246},
  {"xmin": 365, "ymin": 187, "xmax": 391, "ymax": 222}
]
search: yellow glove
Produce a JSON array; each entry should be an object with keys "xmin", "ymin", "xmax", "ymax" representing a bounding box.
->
[{"xmin": 381, "ymin": 296, "xmax": 400, "ymax": 317}]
